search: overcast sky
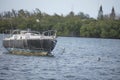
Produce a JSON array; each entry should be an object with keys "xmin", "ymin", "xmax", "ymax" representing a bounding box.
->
[{"xmin": 0, "ymin": 0, "xmax": 120, "ymax": 18}]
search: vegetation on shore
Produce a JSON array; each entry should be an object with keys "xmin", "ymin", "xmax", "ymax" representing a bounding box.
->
[{"xmin": 0, "ymin": 9, "xmax": 120, "ymax": 39}]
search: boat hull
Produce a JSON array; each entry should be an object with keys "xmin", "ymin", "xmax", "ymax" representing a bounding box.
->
[{"xmin": 3, "ymin": 39, "xmax": 57, "ymax": 55}]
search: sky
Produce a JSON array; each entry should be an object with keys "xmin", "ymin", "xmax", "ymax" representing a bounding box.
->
[{"xmin": 0, "ymin": 0, "xmax": 120, "ymax": 18}]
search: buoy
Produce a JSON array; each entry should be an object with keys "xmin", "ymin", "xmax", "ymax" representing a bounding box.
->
[{"xmin": 98, "ymin": 57, "xmax": 101, "ymax": 61}]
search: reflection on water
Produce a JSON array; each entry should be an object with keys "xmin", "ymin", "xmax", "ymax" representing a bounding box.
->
[{"xmin": 0, "ymin": 35, "xmax": 120, "ymax": 80}]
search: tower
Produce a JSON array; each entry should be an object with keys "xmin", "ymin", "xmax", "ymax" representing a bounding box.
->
[
  {"xmin": 98, "ymin": 5, "xmax": 103, "ymax": 20},
  {"xmin": 110, "ymin": 7, "xmax": 116, "ymax": 20}
]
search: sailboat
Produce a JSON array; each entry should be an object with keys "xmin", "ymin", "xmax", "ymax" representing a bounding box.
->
[{"xmin": 3, "ymin": 29, "xmax": 57, "ymax": 56}]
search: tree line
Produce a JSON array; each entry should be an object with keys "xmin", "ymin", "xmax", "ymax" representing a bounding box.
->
[{"xmin": 0, "ymin": 9, "xmax": 120, "ymax": 39}]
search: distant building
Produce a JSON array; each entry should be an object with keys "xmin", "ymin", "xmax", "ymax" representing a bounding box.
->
[
  {"xmin": 97, "ymin": 5, "xmax": 103, "ymax": 20},
  {"xmin": 110, "ymin": 7, "xmax": 116, "ymax": 20},
  {"xmin": 97, "ymin": 6, "xmax": 119, "ymax": 20}
]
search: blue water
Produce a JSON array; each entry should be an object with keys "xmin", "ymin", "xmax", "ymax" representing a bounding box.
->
[{"xmin": 0, "ymin": 35, "xmax": 120, "ymax": 80}]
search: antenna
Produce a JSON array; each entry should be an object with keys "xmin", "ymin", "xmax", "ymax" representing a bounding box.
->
[
  {"xmin": 99, "ymin": 0, "xmax": 102, "ymax": 7},
  {"xmin": 71, "ymin": 4, "xmax": 74, "ymax": 12}
]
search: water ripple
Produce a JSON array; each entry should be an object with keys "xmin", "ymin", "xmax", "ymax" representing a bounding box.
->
[{"xmin": 0, "ymin": 37, "xmax": 120, "ymax": 80}]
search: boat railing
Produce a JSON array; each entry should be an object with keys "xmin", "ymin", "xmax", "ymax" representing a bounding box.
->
[
  {"xmin": 2, "ymin": 30, "xmax": 13, "ymax": 39},
  {"xmin": 42, "ymin": 30, "xmax": 57, "ymax": 38},
  {"xmin": 3, "ymin": 29, "xmax": 57, "ymax": 39}
]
